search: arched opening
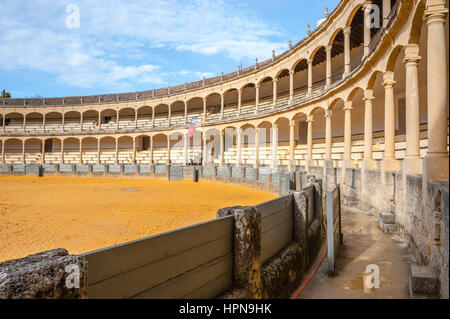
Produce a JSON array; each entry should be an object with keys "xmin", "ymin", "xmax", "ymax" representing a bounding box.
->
[
  {"xmin": 292, "ymin": 59, "xmax": 309, "ymax": 100},
  {"xmin": 222, "ymin": 127, "xmax": 236, "ymax": 165},
  {"xmin": 43, "ymin": 112, "xmax": 63, "ymax": 132},
  {"xmin": 118, "ymin": 108, "xmax": 136, "ymax": 130},
  {"xmin": 310, "ymin": 46, "xmax": 327, "ymax": 93},
  {"xmin": 136, "ymin": 106, "xmax": 152, "ymax": 129},
  {"xmin": 240, "ymin": 124, "xmax": 256, "ymax": 166},
  {"xmin": 291, "ymin": 112, "xmax": 308, "ymax": 167},
  {"xmin": 205, "ymin": 93, "xmax": 221, "ymax": 122},
  {"xmin": 169, "ymin": 131, "xmax": 185, "ymax": 165},
  {"xmin": 25, "ymin": 113, "xmax": 44, "ymax": 132},
  {"xmin": 258, "ymin": 77, "xmax": 274, "ymax": 112},
  {"xmin": 154, "ymin": 104, "xmax": 169, "ymax": 128},
  {"xmin": 99, "ymin": 136, "xmax": 116, "ymax": 164},
  {"xmin": 275, "ymin": 117, "xmax": 290, "ymax": 168},
  {"xmin": 223, "ymin": 89, "xmax": 239, "ymax": 119},
  {"xmin": 240, "ymin": 83, "xmax": 256, "ymax": 116},
  {"xmin": 310, "ymin": 107, "xmax": 326, "ymax": 166},
  {"xmin": 81, "ymin": 137, "xmax": 98, "ymax": 164},
  {"xmin": 329, "ymin": 29, "xmax": 346, "ymax": 84},
  {"xmin": 186, "ymin": 97, "xmax": 203, "ymax": 125},
  {"xmin": 64, "ymin": 111, "xmax": 82, "ymax": 131},
  {"xmin": 152, "ymin": 134, "xmax": 169, "ymax": 164},
  {"xmin": 4, "ymin": 113, "xmax": 24, "ymax": 132},
  {"xmin": 275, "ymin": 69, "xmax": 290, "ymax": 106},
  {"xmin": 82, "ymin": 110, "xmax": 99, "ymax": 131},
  {"xmin": 347, "ymin": 87, "xmax": 366, "ymax": 163},
  {"xmin": 62, "ymin": 137, "xmax": 80, "ymax": 164},
  {"xmin": 4, "ymin": 138, "xmax": 22, "ymax": 164},
  {"xmin": 256, "ymin": 121, "xmax": 273, "ymax": 167},
  {"xmin": 118, "ymin": 136, "xmax": 134, "ymax": 163},
  {"xmin": 329, "ymin": 98, "xmax": 346, "ymax": 165},
  {"xmin": 99, "ymin": 109, "xmax": 117, "ymax": 131},
  {"xmin": 170, "ymin": 101, "xmax": 185, "ymax": 126},
  {"xmin": 348, "ymin": 6, "xmax": 365, "ymax": 70}
]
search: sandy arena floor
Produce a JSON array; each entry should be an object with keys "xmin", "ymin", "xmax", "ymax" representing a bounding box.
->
[{"xmin": 0, "ymin": 176, "xmax": 276, "ymax": 262}]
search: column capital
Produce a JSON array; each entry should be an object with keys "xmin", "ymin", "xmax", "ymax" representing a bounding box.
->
[
  {"xmin": 403, "ymin": 44, "xmax": 421, "ymax": 65},
  {"xmin": 273, "ymin": 78, "xmax": 278, "ymax": 83},
  {"xmin": 363, "ymin": 1, "xmax": 373, "ymax": 11},
  {"xmin": 289, "ymin": 69, "xmax": 295, "ymax": 75},
  {"xmin": 307, "ymin": 59, "xmax": 313, "ymax": 65},
  {"xmin": 425, "ymin": 2, "xmax": 448, "ymax": 24},
  {"xmin": 325, "ymin": 45, "xmax": 333, "ymax": 52},
  {"xmin": 363, "ymin": 89, "xmax": 375, "ymax": 100},
  {"xmin": 289, "ymin": 120, "xmax": 296, "ymax": 127},
  {"xmin": 306, "ymin": 114, "xmax": 314, "ymax": 122},
  {"xmin": 273, "ymin": 122, "xmax": 278, "ymax": 129},
  {"xmin": 343, "ymin": 101, "xmax": 353, "ymax": 110},
  {"xmin": 382, "ymin": 71, "xmax": 396, "ymax": 88},
  {"xmin": 343, "ymin": 26, "xmax": 351, "ymax": 35},
  {"xmin": 325, "ymin": 110, "xmax": 332, "ymax": 118}
]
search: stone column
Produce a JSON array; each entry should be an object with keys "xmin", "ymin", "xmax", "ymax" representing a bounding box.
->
[
  {"xmin": 325, "ymin": 110, "xmax": 332, "ymax": 161},
  {"xmin": 41, "ymin": 139, "xmax": 45, "ymax": 164},
  {"xmin": 363, "ymin": 89, "xmax": 374, "ymax": 168},
  {"xmin": 382, "ymin": 71, "xmax": 398, "ymax": 171},
  {"xmin": 254, "ymin": 127, "xmax": 259, "ymax": 168},
  {"xmin": 238, "ymin": 90, "xmax": 242, "ymax": 116},
  {"xmin": 149, "ymin": 136, "xmax": 154, "ymax": 165},
  {"xmin": 403, "ymin": 44, "xmax": 422, "ymax": 175},
  {"xmin": 255, "ymin": 85, "xmax": 260, "ymax": 113},
  {"xmin": 62, "ymin": 113, "xmax": 65, "ymax": 132},
  {"xmin": 307, "ymin": 60, "xmax": 313, "ymax": 96},
  {"xmin": 236, "ymin": 128, "xmax": 242, "ymax": 167},
  {"xmin": 98, "ymin": 112, "xmax": 101, "ymax": 131},
  {"xmin": 202, "ymin": 133, "xmax": 207, "ymax": 166},
  {"xmin": 203, "ymin": 97, "xmax": 207, "ymax": 122},
  {"xmin": 168, "ymin": 105, "xmax": 171, "ymax": 126},
  {"xmin": 80, "ymin": 112, "xmax": 83, "ymax": 131},
  {"xmin": 133, "ymin": 137, "xmax": 137, "ymax": 164},
  {"xmin": 1, "ymin": 140, "xmax": 4, "ymax": 164},
  {"xmin": 272, "ymin": 78, "xmax": 278, "ymax": 109},
  {"xmin": 382, "ymin": 0, "xmax": 391, "ymax": 27},
  {"xmin": 152, "ymin": 107, "xmax": 155, "ymax": 127},
  {"xmin": 306, "ymin": 115, "xmax": 314, "ymax": 169},
  {"xmin": 79, "ymin": 139, "xmax": 83, "ymax": 164},
  {"xmin": 220, "ymin": 94, "xmax": 224, "ymax": 119},
  {"xmin": 134, "ymin": 110, "xmax": 138, "ymax": 129},
  {"xmin": 289, "ymin": 120, "xmax": 295, "ymax": 171},
  {"xmin": 167, "ymin": 135, "xmax": 171, "ymax": 164},
  {"xmin": 343, "ymin": 27, "xmax": 351, "ymax": 77},
  {"xmin": 344, "ymin": 101, "xmax": 353, "ymax": 167},
  {"xmin": 0, "ymin": 140, "xmax": 6, "ymax": 164},
  {"xmin": 115, "ymin": 138, "xmax": 119, "ymax": 164},
  {"xmin": 220, "ymin": 130, "xmax": 225, "ymax": 166},
  {"xmin": 271, "ymin": 123, "xmax": 278, "ymax": 169},
  {"xmin": 363, "ymin": 1, "xmax": 372, "ymax": 57},
  {"xmin": 42, "ymin": 114, "xmax": 46, "ymax": 133},
  {"xmin": 289, "ymin": 70, "xmax": 294, "ymax": 105},
  {"xmin": 116, "ymin": 111, "xmax": 119, "ymax": 130},
  {"xmin": 424, "ymin": 2, "xmax": 449, "ymax": 180},
  {"xmin": 184, "ymin": 132, "xmax": 189, "ymax": 165},
  {"xmin": 2, "ymin": 114, "xmax": 5, "ymax": 133},
  {"xmin": 21, "ymin": 140, "xmax": 25, "ymax": 164},
  {"xmin": 61, "ymin": 139, "xmax": 65, "ymax": 164},
  {"xmin": 97, "ymin": 139, "xmax": 101, "ymax": 164},
  {"xmin": 184, "ymin": 101, "xmax": 188, "ymax": 124},
  {"xmin": 325, "ymin": 45, "xmax": 332, "ymax": 89},
  {"xmin": 23, "ymin": 115, "xmax": 26, "ymax": 132}
]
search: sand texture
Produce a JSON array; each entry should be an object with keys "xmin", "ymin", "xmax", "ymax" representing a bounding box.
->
[{"xmin": 0, "ymin": 176, "xmax": 276, "ymax": 262}]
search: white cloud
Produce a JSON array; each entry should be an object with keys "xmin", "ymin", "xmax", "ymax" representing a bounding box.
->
[{"xmin": 0, "ymin": 0, "xmax": 288, "ymax": 91}]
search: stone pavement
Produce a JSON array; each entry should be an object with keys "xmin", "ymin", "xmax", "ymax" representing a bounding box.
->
[{"xmin": 298, "ymin": 207, "xmax": 414, "ymax": 299}]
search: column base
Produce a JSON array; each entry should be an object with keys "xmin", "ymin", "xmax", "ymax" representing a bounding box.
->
[
  {"xmin": 402, "ymin": 157, "xmax": 423, "ymax": 175},
  {"xmin": 361, "ymin": 158, "xmax": 376, "ymax": 171},
  {"xmin": 423, "ymin": 154, "xmax": 449, "ymax": 181},
  {"xmin": 342, "ymin": 159, "xmax": 354, "ymax": 169},
  {"xmin": 382, "ymin": 158, "xmax": 399, "ymax": 172}
]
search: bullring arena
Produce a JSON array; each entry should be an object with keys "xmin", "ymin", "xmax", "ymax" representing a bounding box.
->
[{"xmin": 0, "ymin": 0, "xmax": 449, "ymax": 299}]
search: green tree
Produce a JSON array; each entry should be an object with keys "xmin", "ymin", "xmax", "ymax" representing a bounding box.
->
[{"xmin": 1, "ymin": 89, "xmax": 11, "ymax": 98}]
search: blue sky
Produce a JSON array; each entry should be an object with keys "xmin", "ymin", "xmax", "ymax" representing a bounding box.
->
[{"xmin": 0, "ymin": 0, "xmax": 339, "ymax": 98}]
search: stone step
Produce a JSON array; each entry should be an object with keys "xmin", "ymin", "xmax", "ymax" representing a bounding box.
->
[
  {"xmin": 409, "ymin": 264, "xmax": 439, "ymax": 297},
  {"xmin": 378, "ymin": 219, "xmax": 397, "ymax": 234},
  {"xmin": 380, "ymin": 212, "xmax": 396, "ymax": 224}
]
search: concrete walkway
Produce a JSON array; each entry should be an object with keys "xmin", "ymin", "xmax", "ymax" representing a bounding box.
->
[{"xmin": 298, "ymin": 207, "xmax": 413, "ymax": 299}]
